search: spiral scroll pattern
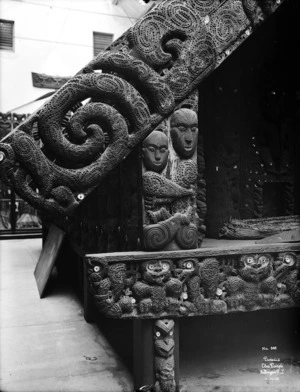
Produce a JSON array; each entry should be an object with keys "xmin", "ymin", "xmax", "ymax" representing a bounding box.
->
[
  {"xmin": 143, "ymin": 222, "xmax": 174, "ymax": 251},
  {"xmin": 175, "ymin": 223, "xmax": 198, "ymax": 249}
]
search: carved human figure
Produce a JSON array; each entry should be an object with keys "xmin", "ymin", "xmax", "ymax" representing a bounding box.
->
[
  {"xmin": 142, "ymin": 130, "xmax": 169, "ymax": 173},
  {"xmin": 132, "ymin": 259, "xmax": 181, "ymax": 314},
  {"xmin": 170, "ymin": 108, "xmax": 198, "ymax": 159},
  {"xmin": 223, "ymin": 254, "xmax": 277, "ymax": 310},
  {"xmin": 142, "ymin": 130, "xmax": 195, "ymax": 230},
  {"xmin": 142, "ymin": 112, "xmax": 199, "ymax": 251},
  {"xmin": 273, "ymin": 252, "xmax": 300, "ymax": 304},
  {"xmin": 87, "ymin": 261, "xmax": 135, "ymax": 317},
  {"xmin": 169, "ymin": 108, "xmax": 199, "ymax": 231},
  {"xmin": 174, "ymin": 258, "xmax": 204, "ymax": 312}
]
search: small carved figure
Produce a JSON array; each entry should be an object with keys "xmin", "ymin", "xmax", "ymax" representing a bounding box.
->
[
  {"xmin": 223, "ymin": 254, "xmax": 277, "ymax": 310},
  {"xmin": 132, "ymin": 260, "xmax": 181, "ymax": 314},
  {"xmin": 174, "ymin": 258, "xmax": 204, "ymax": 312},
  {"xmin": 154, "ymin": 319, "xmax": 176, "ymax": 392},
  {"xmin": 88, "ymin": 260, "xmax": 135, "ymax": 317},
  {"xmin": 200, "ymin": 257, "xmax": 220, "ymax": 298},
  {"xmin": 274, "ymin": 252, "xmax": 300, "ymax": 304},
  {"xmin": 170, "ymin": 109, "xmax": 198, "ymax": 159}
]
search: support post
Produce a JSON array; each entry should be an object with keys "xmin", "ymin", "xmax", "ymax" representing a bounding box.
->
[
  {"xmin": 133, "ymin": 319, "xmax": 155, "ymax": 391},
  {"xmin": 83, "ymin": 261, "xmax": 96, "ymax": 323}
]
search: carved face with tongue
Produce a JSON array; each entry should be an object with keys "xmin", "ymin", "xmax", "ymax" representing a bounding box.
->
[{"xmin": 142, "ymin": 259, "xmax": 172, "ymax": 285}]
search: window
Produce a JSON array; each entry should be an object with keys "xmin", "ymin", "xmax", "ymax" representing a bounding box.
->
[
  {"xmin": 93, "ymin": 32, "xmax": 113, "ymax": 57},
  {"xmin": 0, "ymin": 19, "xmax": 14, "ymax": 51}
]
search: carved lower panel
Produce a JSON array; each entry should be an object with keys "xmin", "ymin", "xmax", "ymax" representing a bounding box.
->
[{"xmin": 85, "ymin": 247, "xmax": 300, "ymax": 319}]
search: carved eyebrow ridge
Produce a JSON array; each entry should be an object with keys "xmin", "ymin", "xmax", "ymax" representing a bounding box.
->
[
  {"xmin": 144, "ymin": 143, "xmax": 168, "ymax": 148},
  {"xmin": 174, "ymin": 122, "xmax": 198, "ymax": 127}
]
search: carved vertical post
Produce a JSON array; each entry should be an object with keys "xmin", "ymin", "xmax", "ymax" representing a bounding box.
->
[
  {"xmin": 142, "ymin": 92, "xmax": 203, "ymax": 252},
  {"xmin": 153, "ymin": 319, "xmax": 180, "ymax": 392},
  {"xmin": 134, "ymin": 92, "xmax": 203, "ymax": 391}
]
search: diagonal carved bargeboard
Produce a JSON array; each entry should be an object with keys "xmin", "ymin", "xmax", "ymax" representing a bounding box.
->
[{"xmin": 0, "ymin": 0, "xmax": 285, "ymax": 216}]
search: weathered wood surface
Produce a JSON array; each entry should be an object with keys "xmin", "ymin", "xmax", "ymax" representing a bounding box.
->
[
  {"xmin": 34, "ymin": 224, "xmax": 65, "ymax": 298},
  {"xmin": 219, "ymin": 215, "xmax": 300, "ymax": 239},
  {"xmin": 86, "ymin": 240, "xmax": 300, "ymax": 263}
]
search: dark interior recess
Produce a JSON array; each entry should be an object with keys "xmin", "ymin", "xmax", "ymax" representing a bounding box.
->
[{"xmin": 198, "ymin": 0, "xmax": 300, "ymax": 238}]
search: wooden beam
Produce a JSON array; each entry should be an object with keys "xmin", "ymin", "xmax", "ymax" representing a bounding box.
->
[{"xmin": 34, "ymin": 224, "xmax": 65, "ymax": 298}]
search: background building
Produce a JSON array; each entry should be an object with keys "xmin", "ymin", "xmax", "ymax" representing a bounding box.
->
[{"xmin": 0, "ymin": 0, "xmax": 155, "ymax": 114}]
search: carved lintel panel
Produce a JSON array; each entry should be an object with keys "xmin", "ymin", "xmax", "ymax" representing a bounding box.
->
[
  {"xmin": 142, "ymin": 93, "xmax": 204, "ymax": 251},
  {"xmin": 85, "ymin": 243, "xmax": 300, "ymax": 319},
  {"xmin": 0, "ymin": 0, "xmax": 285, "ymax": 217}
]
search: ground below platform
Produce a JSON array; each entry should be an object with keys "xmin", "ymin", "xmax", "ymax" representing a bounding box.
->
[{"xmin": 0, "ymin": 239, "xmax": 299, "ymax": 392}]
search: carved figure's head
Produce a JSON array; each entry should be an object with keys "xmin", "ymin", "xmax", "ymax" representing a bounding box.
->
[
  {"xmin": 238, "ymin": 254, "xmax": 273, "ymax": 282},
  {"xmin": 141, "ymin": 259, "xmax": 172, "ymax": 285},
  {"xmin": 154, "ymin": 319, "xmax": 175, "ymax": 358},
  {"xmin": 170, "ymin": 109, "xmax": 198, "ymax": 159},
  {"xmin": 174, "ymin": 258, "xmax": 199, "ymax": 281},
  {"xmin": 142, "ymin": 130, "xmax": 169, "ymax": 173},
  {"xmin": 108, "ymin": 263, "xmax": 126, "ymax": 284},
  {"xmin": 88, "ymin": 259, "xmax": 108, "ymax": 281},
  {"xmin": 274, "ymin": 252, "xmax": 297, "ymax": 281}
]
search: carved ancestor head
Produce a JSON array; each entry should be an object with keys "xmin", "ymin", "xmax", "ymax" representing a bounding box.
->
[
  {"xmin": 170, "ymin": 108, "xmax": 198, "ymax": 159},
  {"xmin": 88, "ymin": 259, "xmax": 108, "ymax": 280},
  {"xmin": 238, "ymin": 254, "xmax": 273, "ymax": 283},
  {"xmin": 141, "ymin": 259, "xmax": 172, "ymax": 285},
  {"xmin": 174, "ymin": 258, "xmax": 199, "ymax": 282},
  {"xmin": 274, "ymin": 252, "xmax": 297, "ymax": 280},
  {"xmin": 154, "ymin": 319, "xmax": 175, "ymax": 357},
  {"xmin": 142, "ymin": 130, "xmax": 169, "ymax": 173}
]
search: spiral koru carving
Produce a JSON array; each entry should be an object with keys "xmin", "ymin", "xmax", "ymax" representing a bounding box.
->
[
  {"xmin": 0, "ymin": 65, "xmax": 169, "ymax": 214},
  {"xmin": 175, "ymin": 223, "xmax": 198, "ymax": 249},
  {"xmin": 143, "ymin": 221, "xmax": 175, "ymax": 251}
]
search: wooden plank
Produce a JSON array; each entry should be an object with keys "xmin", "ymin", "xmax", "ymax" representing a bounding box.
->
[
  {"xmin": 255, "ymin": 228, "xmax": 300, "ymax": 244},
  {"xmin": 34, "ymin": 224, "xmax": 66, "ymax": 298},
  {"xmin": 86, "ymin": 240, "xmax": 300, "ymax": 264}
]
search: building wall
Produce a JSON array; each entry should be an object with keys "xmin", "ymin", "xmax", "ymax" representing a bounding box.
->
[{"xmin": 0, "ymin": 0, "xmax": 150, "ymax": 113}]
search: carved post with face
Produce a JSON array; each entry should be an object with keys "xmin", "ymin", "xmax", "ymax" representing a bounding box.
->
[
  {"xmin": 138, "ymin": 96, "xmax": 203, "ymax": 391},
  {"xmin": 141, "ymin": 107, "xmax": 201, "ymax": 252}
]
